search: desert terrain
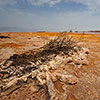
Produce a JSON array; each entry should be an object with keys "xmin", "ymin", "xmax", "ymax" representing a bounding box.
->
[{"xmin": 0, "ymin": 32, "xmax": 100, "ymax": 100}]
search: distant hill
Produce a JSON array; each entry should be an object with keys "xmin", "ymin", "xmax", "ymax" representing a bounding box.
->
[{"xmin": 88, "ymin": 30, "xmax": 100, "ymax": 33}]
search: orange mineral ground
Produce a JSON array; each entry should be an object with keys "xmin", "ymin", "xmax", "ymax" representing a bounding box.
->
[
  {"xmin": 0, "ymin": 32, "xmax": 100, "ymax": 62},
  {"xmin": 0, "ymin": 32, "xmax": 100, "ymax": 100}
]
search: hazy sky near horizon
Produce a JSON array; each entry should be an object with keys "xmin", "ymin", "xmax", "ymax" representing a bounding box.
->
[{"xmin": 0, "ymin": 0, "xmax": 100, "ymax": 32}]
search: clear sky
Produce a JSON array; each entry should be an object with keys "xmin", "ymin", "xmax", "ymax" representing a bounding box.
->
[{"xmin": 0, "ymin": 0, "xmax": 100, "ymax": 32}]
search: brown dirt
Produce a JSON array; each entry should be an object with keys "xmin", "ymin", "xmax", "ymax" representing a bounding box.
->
[{"xmin": 0, "ymin": 32, "xmax": 100, "ymax": 100}]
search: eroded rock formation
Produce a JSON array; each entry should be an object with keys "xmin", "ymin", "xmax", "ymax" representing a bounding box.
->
[{"xmin": 0, "ymin": 35, "xmax": 89, "ymax": 100}]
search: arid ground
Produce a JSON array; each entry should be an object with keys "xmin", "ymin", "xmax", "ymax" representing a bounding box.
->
[{"xmin": 0, "ymin": 32, "xmax": 100, "ymax": 100}]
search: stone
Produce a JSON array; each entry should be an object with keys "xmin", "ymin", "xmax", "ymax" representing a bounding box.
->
[
  {"xmin": 72, "ymin": 48, "xmax": 89, "ymax": 66},
  {"xmin": 82, "ymin": 48, "xmax": 89, "ymax": 54}
]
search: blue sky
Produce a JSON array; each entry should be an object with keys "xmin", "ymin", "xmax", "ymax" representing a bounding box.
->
[{"xmin": 0, "ymin": 0, "xmax": 100, "ymax": 32}]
